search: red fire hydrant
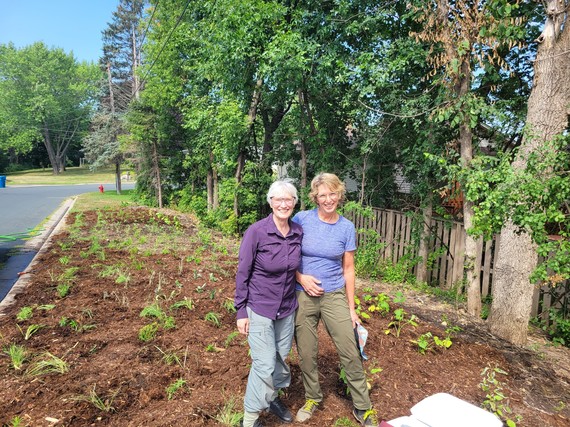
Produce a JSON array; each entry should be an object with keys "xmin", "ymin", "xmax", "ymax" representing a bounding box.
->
[{"xmin": 98, "ymin": 184, "xmax": 104, "ymax": 193}]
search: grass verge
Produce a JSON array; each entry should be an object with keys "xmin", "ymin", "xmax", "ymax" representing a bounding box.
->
[{"xmin": 4, "ymin": 167, "xmax": 135, "ymax": 186}]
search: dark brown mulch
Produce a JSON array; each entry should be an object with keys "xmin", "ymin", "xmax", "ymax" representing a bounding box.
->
[{"xmin": 0, "ymin": 206, "xmax": 568, "ymax": 427}]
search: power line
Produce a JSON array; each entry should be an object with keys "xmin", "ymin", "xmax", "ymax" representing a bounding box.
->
[
  {"xmin": 137, "ymin": 0, "xmax": 161, "ymax": 56},
  {"xmin": 135, "ymin": 0, "xmax": 192, "ymax": 93}
]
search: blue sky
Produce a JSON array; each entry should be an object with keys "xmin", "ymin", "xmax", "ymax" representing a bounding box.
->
[{"xmin": 0, "ymin": 0, "xmax": 120, "ymax": 63}]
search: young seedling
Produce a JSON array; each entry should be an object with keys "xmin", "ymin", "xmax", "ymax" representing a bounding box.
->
[
  {"xmin": 25, "ymin": 352, "xmax": 68, "ymax": 376},
  {"xmin": 412, "ymin": 332, "xmax": 434, "ymax": 354},
  {"xmin": 4, "ymin": 343, "xmax": 28, "ymax": 370},
  {"xmin": 385, "ymin": 308, "xmax": 417, "ymax": 338},
  {"xmin": 166, "ymin": 378, "xmax": 187, "ymax": 400},
  {"xmin": 214, "ymin": 396, "xmax": 243, "ymax": 426},
  {"xmin": 204, "ymin": 312, "xmax": 221, "ymax": 328},
  {"xmin": 479, "ymin": 366, "xmax": 521, "ymax": 427},
  {"xmin": 154, "ymin": 346, "xmax": 182, "ymax": 367},
  {"xmin": 138, "ymin": 322, "xmax": 159, "ymax": 342},
  {"xmin": 17, "ymin": 324, "xmax": 45, "ymax": 340},
  {"xmin": 170, "ymin": 298, "xmax": 195, "ymax": 311},
  {"xmin": 16, "ymin": 306, "xmax": 33, "ymax": 322},
  {"xmin": 224, "ymin": 331, "xmax": 239, "ymax": 348},
  {"xmin": 222, "ymin": 298, "xmax": 237, "ymax": 314},
  {"xmin": 70, "ymin": 384, "xmax": 120, "ymax": 412}
]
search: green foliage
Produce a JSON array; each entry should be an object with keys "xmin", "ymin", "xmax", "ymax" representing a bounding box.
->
[
  {"xmin": 354, "ymin": 229, "xmax": 385, "ymax": 279},
  {"xmin": 140, "ymin": 302, "xmax": 176, "ymax": 330},
  {"xmin": 412, "ymin": 332, "xmax": 433, "ymax": 354},
  {"xmin": 70, "ymin": 385, "xmax": 119, "ymax": 412},
  {"xmin": 458, "ymin": 138, "xmax": 570, "ymax": 287},
  {"xmin": 224, "ymin": 331, "xmax": 240, "ymax": 348},
  {"xmin": 0, "ymin": 42, "xmax": 101, "ymax": 171},
  {"xmin": 385, "ymin": 308, "xmax": 418, "ymax": 338},
  {"xmin": 204, "ymin": 312, "xmax": 221, "ymax": 328},
  {"xmin": 166, "ymin": 378, "xmax": 187, "ymax": 400},
  {"xmin": 170, "ymin": 298, "xmax": 195, "ymax": 311},
  {"xmin": 379, "ymin": 253, "xmax": 420, "ymax": 284},
  {"xmin": 17, "ymin": 323, "xmax": 44, "ymax": 340},
  {"xmin": 16, "ymin": 306, "xmax": 33, "ymax": 322},
  {"xmin": 479, "ymin": 366, "xmax": 521, "ymax": 427},
  {"xmin": 4, "ymin": 343, "xmax": 28, "ymax": 370},
  {"xmin": 138, "ymin": 322, "xmax": 159, "ymax": 342},
  {"xmin": 540, "ymin": 310, "xmax": 570, "ymax": 347},
  {"xmin": 214, "ymin": 396, "xmax": 243, "ymax": 426},
  {"xmin": 25, "ymin": 352, "xmax": 68, "ymax": 376}
]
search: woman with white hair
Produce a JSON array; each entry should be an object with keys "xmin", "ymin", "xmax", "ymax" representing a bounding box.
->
[{"xmin": 235, "ymin": 179, "xmax": 303, "ymax": 427}]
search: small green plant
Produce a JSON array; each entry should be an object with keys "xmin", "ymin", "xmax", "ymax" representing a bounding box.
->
[
  {"xmin": 170, "ymin": 298, "xmax": 194, "ymax": 311},
  {"xmin": 16, "ymin": 306, "xmax": 33, "ymax": 322},
  {"xmin": 479, "ymin": 366, "xmax": 521, "ymax": 427},
  {"xmin": 214, "ymin": 396, "xmax": 243, "ymax": 426},
  {"xmin": 56, "ymin": 282, "xmax": 71, "ymax": 298},
  {"xmin": 155, "ymin": 346, "xmax": 182, "ymax": 366},
  {"xmin": 334, "ymin": 417, "xmax": 358, "ymax": 426},
  {"xmin": 195, "ymin": 283, "xmax": 206, "ymax": 293},
  {"xmin": 59, "ymin": 255, "xmax": 71, "ymax": 265},
  {"xmin": 140, "ymin": 302, "xmax": 176, "ymax": 329},
  {"xmin": 224, "ymin": 331, "xmax": 239, "ymax": 347},
  {"xmin": 205, "ymin": 343, "xmax": 223, "ymax": 353},
  {"xmin": 7, "ymin": 415, "xmax": 24, "ymax": 427},
  {"xmin": 37, "ymin": 304, "xmax": 55, "ymax": 311},
  {"xmin": 59, "ymin": 317, "xmax": 97, "ymax": 333},
  {"xmin": 166, "ymin": 378, "xmax": 187, "ymax": 400},
  {"xmin": 385, "ymin": 308, "xmax": 417, "ymax": 338},
  {"xmin": 138, "ymin": 322, "xmax": 159, "ymax": 342},
  {"xmin": 222, "ymin": 298, "xmax": 236, "ymax": 313},
  {"xmin": 4, "ymin": 343, "xmax": 28, "ymax": 370},
  {"xmin": 412, "ymin": 332, "xmax": 433, "ymax": 354},
  {"xmin": 25, "ymin": 352, "xmax": 68, "ymax": 376},
  {"xmin": 204, "ymin": 312, "xmax": 221, "ymax": 328},
  {"xmin": 70, "ymin": 384, "xmax": 119, "ymax": 412},
  {"xmin": 17, "ymin": 323, "xmax": 45, "ymax": 340}
]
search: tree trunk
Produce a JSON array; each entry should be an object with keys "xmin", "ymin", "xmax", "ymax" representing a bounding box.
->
[
  {"xmin": 416, "ymin": 202, "xmax": 433, "ymax": 283},
  {"xmin": 115, "ymin": 161, "xmax": 122, "ymax": 195},
  {"xmin": 489, "ymin": 4, "xmax": 570, "ymax": 345},
  {"xmin": 234, "ymin": 78, "xmax": 262, "ymax": 225},
  {"xmin": 152, "ymin": 140, "xmax": 162, "ymax": 209},
  {"xmin": 42, "ymin": 123, "xmax": 60, "ymax": 175},
  {"xmin": 297, "ymin": 138, "xmax": 306, "ymax": 210},
  {"xmin": 457, "ymin": 59, "xmax": 481, "ymax": 317}
]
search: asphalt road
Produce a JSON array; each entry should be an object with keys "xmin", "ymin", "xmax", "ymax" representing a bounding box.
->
[{"xmin": 0, "ymin": 183, "xmax": 134, "ymax": 301}]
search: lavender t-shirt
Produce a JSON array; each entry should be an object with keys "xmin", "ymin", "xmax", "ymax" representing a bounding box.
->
[{"xmin": 292, "ymin": 209, "xmax": 356, "ymax": 293}]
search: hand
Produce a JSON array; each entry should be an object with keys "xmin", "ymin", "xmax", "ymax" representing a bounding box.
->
[
  {"xmin": 350, "ymin": 308, "xmax": 360, "ymax": 329},
  {"xmin": 299, "ymin": 273, "xmax": 324, "ymax": 297},
  {"xmin": 237, "ymin": 318, "xmax": 249, "ymax": 335}
]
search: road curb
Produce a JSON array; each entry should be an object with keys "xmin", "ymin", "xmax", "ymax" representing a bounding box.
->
[{"xmin": 0, "ymin": 197, "xmax": 76, "ymax": 317}]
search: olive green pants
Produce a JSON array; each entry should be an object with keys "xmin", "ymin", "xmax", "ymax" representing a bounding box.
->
[{"xmin": 295, "ymin": 289, "xmax": 372, "ymax": 410}]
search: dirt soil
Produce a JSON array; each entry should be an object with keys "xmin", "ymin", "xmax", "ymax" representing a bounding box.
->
[{"xmin": 0, "ymin": 206, "xmax": 569, "ymax": 427}]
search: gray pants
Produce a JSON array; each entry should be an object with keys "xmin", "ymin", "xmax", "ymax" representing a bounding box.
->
[
  {"xmin": 295, "ymin": 289, "xmax": 371, "ymax": 410},
  {"xmin": 244, "ymin": 307, "xmax": 295, "ymax": 413}
]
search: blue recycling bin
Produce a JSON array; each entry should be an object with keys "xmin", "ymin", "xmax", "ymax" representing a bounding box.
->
[{"xmin": 0, "ymin": 175, "xmax": 5, "ymax": 188}]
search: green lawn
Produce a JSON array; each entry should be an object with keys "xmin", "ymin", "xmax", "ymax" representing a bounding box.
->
[
  {"xmin": 4, "ymin": 166, "xmax": 134, "ymax": 186},
  {"xmin": 71, "ymin": 190, "xmax": 137, "ymax": 212}
]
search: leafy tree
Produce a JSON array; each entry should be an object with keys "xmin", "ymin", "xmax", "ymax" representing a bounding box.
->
[
  {"xmin": 0, "ymin": 42, "xmax": 100, "ymax": 174},
  {"xmin": 485, "ymin": 0, "xmax": 570, "ymax": 345},
  {"xmin": 84, "ymin": 0, "xmax": 148, "ymax": 192}
]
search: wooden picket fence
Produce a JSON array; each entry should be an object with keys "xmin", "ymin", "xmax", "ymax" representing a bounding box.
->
[{"xmin": 345, "ymin": 207, "xmax": 569, "ymax": 322}]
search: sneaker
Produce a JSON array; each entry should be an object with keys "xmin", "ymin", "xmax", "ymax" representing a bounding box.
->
[
  {"xmin": 296, "ymin": 399, "xmax": 320, "ymax": 422},
  {"xmin": 268, "ymin": 397, "xmax": 293, "ymax": 423},
  {"xmin": 353, "ymin": 408, "xmax": 379, "ymax": 427},
  {"xmin": 240, "ymin": 419, "xmax": 263, "ymax": 427}
]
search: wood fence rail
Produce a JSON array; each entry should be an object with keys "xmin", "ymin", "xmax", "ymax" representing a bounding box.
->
[{"xmin": 345, "ymin": 207, "xmax": 569, "ymax": 322}]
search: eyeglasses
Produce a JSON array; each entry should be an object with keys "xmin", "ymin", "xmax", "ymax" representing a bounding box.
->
[
  {"xmin": 317, "ymin": 192, "xmax": 339, "ymax": 202},
  {"xmin": 271, "ymin": 197, "xmax": 295, "ymax": 207}
]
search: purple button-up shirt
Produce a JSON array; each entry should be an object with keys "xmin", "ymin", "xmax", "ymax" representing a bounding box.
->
[{"xmin": 235, "ymin": 213, "xmax": 302, "ymax": 320}]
